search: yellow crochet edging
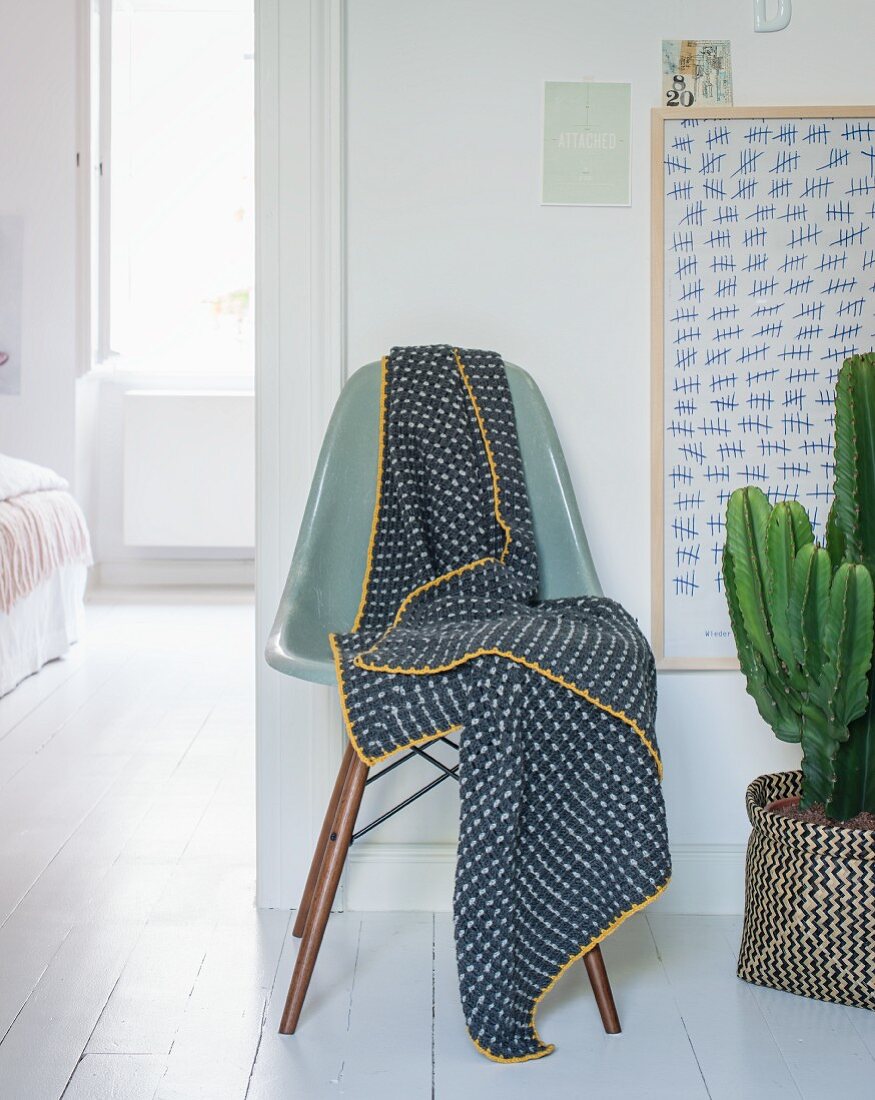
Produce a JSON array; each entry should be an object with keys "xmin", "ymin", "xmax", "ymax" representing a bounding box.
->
[
  {"xmin": 351, "ymin": 357, "xmax": 389, "ymax": 633},
  {"xmin": 334, "ymin": 348, "xmax": 505, "ymax": 767},
  {"xmin": 330, "ymin": 632, "xmax": 462, "ymax": 767},
  {"xmin": 360, "ymin": 348, "xmax": 513, "ymax": 643},
  {"xmin": 468, "ymin": 874, "xmax": 672, "ymax": 1064},
  {"xmin": 453, "ymin": 348, "xmax": 513, "ymax": 559},
  {"xmin": 471, "ymin": 1036, "xmax": 555, "ymax": 1064},
  {"xmin": 354, "ymin": 646, "xmax": 663, "ymax": 780}
]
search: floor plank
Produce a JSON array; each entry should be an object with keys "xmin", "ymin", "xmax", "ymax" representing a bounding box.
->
[
  {"xmin": 0, "ymin": 651, "xmax": 196, "ymax": 924},
  {"xmin": 717, "ymin": 919, "xmax": 875, "ymax": 1099},
  {"xmin": 246, "ymin": 913, "xmax": 363, "ymax": 1100},
  {"xmin": 0, "ymin": 603, "xmax": 121, "ymax": 742},
  {"xmin": 61, "ymin": 1053, "xmax": 166, "ymax": 1100},
  {"xmin": 0, "ymin": 596, "xmax": 255, "ymax": 1098},
  {"xmin": 647, "ymin": 913, "xmax": 801, "ymax": 1099},
  {"xmin": 743, "ymin": 982, "xmax": 875, "ymax": 1099},
  {"xmin": 153, "ymin": 909, "xmax": 290, "ymax": 1100},
  {"xmin": 249, "ymin": 912, "xmax": 433, "ymax": 1100},
  {"xmin": 85, "ymin": 922, "xmax": 213, "ymax": 1058},
  {"xmin": 337, "ymin": 912, "xmax": 433, "ymax": 1098},
  {"xmin": 0, "ymin": 918, "xmax": 148, "ymax": 1099},
  {"xmin": 846, "ymin": 1007, "xmax": 875, "ymax": 1060},
  {"xmin": 0, "ymin": 702, "xmax": 225, "ymax": 1043}
]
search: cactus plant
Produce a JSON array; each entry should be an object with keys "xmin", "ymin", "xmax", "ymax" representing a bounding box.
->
[{"xmin": 723, "ymin": 353, "xmax": 875, "ymax": 820}]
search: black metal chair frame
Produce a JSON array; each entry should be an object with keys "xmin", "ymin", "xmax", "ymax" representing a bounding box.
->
[{"xmin": 352, "ymin": 737, "xmax": 460, "ymax": 844}]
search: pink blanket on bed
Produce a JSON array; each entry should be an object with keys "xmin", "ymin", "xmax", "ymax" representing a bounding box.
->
[{"xmin": 0, "ymin": 490, "xmax": 92, "ymax": 614}]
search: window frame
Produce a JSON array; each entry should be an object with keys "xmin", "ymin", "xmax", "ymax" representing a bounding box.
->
[{"xmin": 77, "ymin": 0, "xmax": 255, "ymax": 387}]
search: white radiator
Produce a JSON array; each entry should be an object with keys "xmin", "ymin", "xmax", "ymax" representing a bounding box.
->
[{"xmin": 123, "ymin": 391, "xmax": 255, "ymax": 548}]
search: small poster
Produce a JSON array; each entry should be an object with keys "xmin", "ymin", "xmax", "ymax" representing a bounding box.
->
[
  {"xmin": 0, "ymin": 217, "xmax": 23, "ymax": 397},
  {"xmin": 542, "ymin": 81, "xmax": 632, "ymax": 206},
  {"xmin": 662, "ymin": 40, "xmax": 733, "ymax": 109}
]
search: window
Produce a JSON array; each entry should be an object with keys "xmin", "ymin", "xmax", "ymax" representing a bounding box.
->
[{"xmin": 92, "ymin": 0, "xmax": 254, "ymax": 377}]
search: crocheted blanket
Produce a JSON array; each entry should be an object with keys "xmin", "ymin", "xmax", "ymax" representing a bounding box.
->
[{"xmin": 332, "ymin": 346, "xmax": 671, "ymax": 1062}]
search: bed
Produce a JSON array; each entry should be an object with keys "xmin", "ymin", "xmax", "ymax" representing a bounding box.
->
[{"xmin": 0, "ymin": 454, "xmax": 92, "ymax": 697}]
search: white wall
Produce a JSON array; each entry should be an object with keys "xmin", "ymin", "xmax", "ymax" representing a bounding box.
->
[
  {"xmin": 0, "ymin": 1, "xmax": 78, "ymax": 481},
  {"xmin": 255, "ymin": 0, "xmax": 347, "ymax": 910},
  {"xmin": 258, "ymin": 0, "xmax": 875, "ymax": 912},
  {"xmin": 341, "ymin": 1, "xmax": 875, "ymax": 897}
]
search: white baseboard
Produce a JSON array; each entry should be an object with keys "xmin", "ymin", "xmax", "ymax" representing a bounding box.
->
[
  {"xmin": 92, "ymin": 559, "xmax": 255, "ymax": 589},
  {"xmin": 344, "ymin": 842, "xmax": 747, "ymax": 916},
  {"xmin": 651, "ymin": 844, "xmax": 747, "ymax": 915},
  {"xmin": 345, "ymin": 843, "xmax": 457, "ymax": 913}
]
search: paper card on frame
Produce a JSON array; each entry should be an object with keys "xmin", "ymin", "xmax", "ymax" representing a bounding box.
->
[{"xmin": 662, "ymin": 41, "xmax": 733, "ymax": 109}]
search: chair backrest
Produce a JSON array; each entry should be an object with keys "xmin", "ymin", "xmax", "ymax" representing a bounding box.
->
[{"xmin": 266, "ymin": 361, "xmax": 602, "ymax": 683}]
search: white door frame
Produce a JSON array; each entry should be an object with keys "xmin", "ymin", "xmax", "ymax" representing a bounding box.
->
[{"xmin": 255, "ymin": 0, "xmax": 347, "ymax": 908}]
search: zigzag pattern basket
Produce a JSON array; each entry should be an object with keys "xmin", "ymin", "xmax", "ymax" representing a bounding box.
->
[{"xmin": 738, "ymin": 771, "xmax": 875, "ymax": 1010}]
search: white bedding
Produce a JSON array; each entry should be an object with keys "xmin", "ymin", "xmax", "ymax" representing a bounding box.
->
[
  {"xmin": 0, "ymin": 452, "xmax": 68, "ymax": 501},
  {"xmin": 0, "ymin": 562, "xmax": 87, "ymax": 697},
  {"xmin": 0, "ymin": 453, "xmax": 91, "ymax": 697}
]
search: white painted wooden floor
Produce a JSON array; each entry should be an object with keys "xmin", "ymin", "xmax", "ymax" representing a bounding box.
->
[{"xmin": 0, "ymin": 594, "xmax": 872, "ymax": 1100}]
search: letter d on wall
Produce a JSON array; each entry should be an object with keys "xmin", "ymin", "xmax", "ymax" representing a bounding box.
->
[{"xmin": 754, "ymin": 0, "xmax": 792, "ymax": 32}]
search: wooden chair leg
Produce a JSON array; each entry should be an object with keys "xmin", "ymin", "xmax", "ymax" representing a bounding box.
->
[
  {"xmin": 292, "ymin": 744, "xmax": 355, "ymax": 938},
  {"xmin": 279, "ymin": 754, "xmax": 369, "ymax": 1034},
  {"xmin": 584, "ymin": 944, "xmax": 621, "ymax": 1034}
]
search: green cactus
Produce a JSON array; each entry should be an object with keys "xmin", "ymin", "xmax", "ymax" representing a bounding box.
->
[{"xmin": 723, "ymin": 354, "xmax": 875, "ymax": 819}]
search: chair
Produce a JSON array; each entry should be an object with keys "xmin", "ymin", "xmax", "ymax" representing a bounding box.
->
[{"xmin": 266, "ymin": 360, "xmax": 622, "ymax": 1037}]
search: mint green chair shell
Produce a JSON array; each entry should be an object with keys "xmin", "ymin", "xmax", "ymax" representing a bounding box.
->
[{"xmin": 265, "ymin": 361, "xmax": 602, "ymax": 685}]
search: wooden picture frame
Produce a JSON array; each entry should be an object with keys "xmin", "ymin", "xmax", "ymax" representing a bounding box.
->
[{"xmin": 651, "ymin": 106, "xmax": 875, "ymax": 670}]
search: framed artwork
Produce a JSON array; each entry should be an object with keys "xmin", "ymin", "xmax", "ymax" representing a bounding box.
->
[
  {"xmin": 542, "ymin": 81, "xmax": 632, "ymax": 206},
  {"xmin": 651, "ymin": 106, "xmax": 875, "ymax": 669}
]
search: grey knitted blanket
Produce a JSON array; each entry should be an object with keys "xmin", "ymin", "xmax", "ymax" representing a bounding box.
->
[{"xmin": 331, "ymin": 346, "xmax": 671, "ymax": 1062}]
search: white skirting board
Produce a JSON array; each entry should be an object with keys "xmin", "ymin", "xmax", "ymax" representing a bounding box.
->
[
  {"xmin": 344, "ymin": 842, "xmax": 747, "ymax": 916},
  {"xmin": 93, "ymin": 559, "xmax": 255, "ymax": 589}
]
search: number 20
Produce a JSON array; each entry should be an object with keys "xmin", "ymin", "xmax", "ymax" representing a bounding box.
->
[{"xmin": 667, "ymin": 75, "xmax": 695, "ymax": 107}]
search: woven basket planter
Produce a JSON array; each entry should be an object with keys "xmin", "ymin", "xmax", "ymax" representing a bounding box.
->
[{"xmin": 738, "ymin": 770, "xmax": 875, "ymax": 1010}]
